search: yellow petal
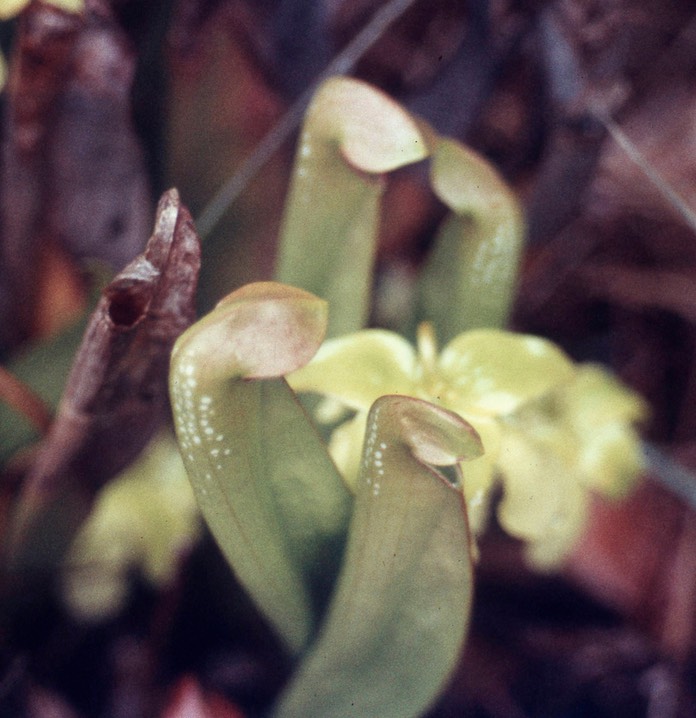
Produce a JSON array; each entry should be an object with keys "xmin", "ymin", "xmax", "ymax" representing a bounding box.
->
[
  {"xmin": 44, "ymin": 0, "xmax": 84, "ymax": 13},
  {"xmin": 139, "ymin": 440, "xmax": 201, "ymax": 584},
  {"xmin": 0, "ymin": 52, "xmax": 6, "ymax": 92},
  {"xmin": 0, "ymin": 0, "xmax": 84, "ymax": 18},
  {"xmin": 0, "ymin": 0, "xmax": 30, "ymax": 19},
  {"xmin": 328, "ymin": 413, "xmax": 369, "ymax": 492},
  {"xmin": 496, "ymin": 428, "xmax": 580, "ymax": 544},
  {"xmin": 438, "ymin": 330, "xmax": 574, "ymax": 415},
  {"xmin": 524, "ymin": 490, "xmax": 589, "ymax": 570},
  {"xmin": 61, "ymin": 561, "xmax": 130, "ymax": 622},
  {"xmin": 557, "ymin": 365, "xmax": 646, "ymax": 496},
  {"xmin": 63, "ymin": 434, "xmax": 199, "ymax": 620},
  {"xmin": 575, "ymin": 423, "xmax": 645, "ymax": 497},
  {"xmin": 455, "ymin": 413, "xmax": 499, "ymax": 532},
  {"xmin": 563, "ymin": 364, "xmax": 648, "ymax": 429},
  {"xmin": 460, "ymin": 455, "xmax": 495, "ymax": 536},
  {"xmin": 288, "ymin": 329, "xmax": 417, "ymax": 411}
]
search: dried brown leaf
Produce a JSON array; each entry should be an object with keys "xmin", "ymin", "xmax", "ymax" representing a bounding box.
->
[
  {"xmin": 0, "ymin": 4, "xmax": 82, "ymax": 349},
  {"xmin": 8, "ymin": 189, "xmax": 200, "ymax": 564},
  {"xmin": 581, "ymin": 264, "xmax": 696, "ymax": 321},
  {"xmin": 0, "ymin": 0, "xmax": 151, "ymax": 351}
]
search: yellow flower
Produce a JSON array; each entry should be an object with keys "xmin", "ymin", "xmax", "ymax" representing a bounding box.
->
[
  {"xmin": 62, "ymin": 432, "xmax": 200, "ymax": 621},
  {"xmin": 289, "ymin": 324, "xmax": 574, "ymax": 532},
  {"xmin": 499, "ymin": 365, "xmax": 647, "ymax": 567},
  {"xmin": 289, "ymin": 325, "xmax": 647, "ymax": 566}
]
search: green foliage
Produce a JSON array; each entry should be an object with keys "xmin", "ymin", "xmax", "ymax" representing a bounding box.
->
[
  {"xmin": 288, "ymin": 325, "xmax": 547, "ymax": 532},
  {"xmin": 165, "ymin": 75, "xmax": 646, "ymax": 718},
  {"xmin": 497, "ymin": 364, "xmax": 647, "ymax": 566},
  {"xmin": 273, "ymin": 396, "xmax": 479, "ymax": 718},
  {"xmin": 416, "ymin": 138, "xmax": 524, "ymax": 341},
  {"xmin": 0, "ymin": 316, "xmax": 87, "ymax": 466},
  {"xmin": 276, "ymin": 76, "xmax": 524, "ymax": 341},
  {"xmin": 170, "ymin": 282, "xmax": 481, "ymax": 715},
  {"xmin": 170, "ymin": 282, "xmax": 351, "ymax": 653},
  {"xmin": 276, "ymin": 77, "xmax": 429, "ymax": 338},
  {"xmin": 288, "ymin": 323, "xmax": 646, "ymax": 566}
]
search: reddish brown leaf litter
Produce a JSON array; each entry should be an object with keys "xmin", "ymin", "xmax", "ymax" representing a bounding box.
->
[
  {"xmin": 0, "ymin": 0, "xmax": 151, "ymax": 352},
  {"xmin": 0, "ymin": 4, "xmax": 82, "ymax": 351}
]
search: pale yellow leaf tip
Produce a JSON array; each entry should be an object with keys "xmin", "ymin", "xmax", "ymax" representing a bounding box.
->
[
  {"xmin": 313, "ymin": 77, "xmax": 430, "ymax": 173},
  {"xmin": 429, "ymin": 138, "xmax": 522, "ymax": 224},
  {"xmin": 172, "ymin": 282, "xmax": 328, "ymax": 382},
  {"xmin": 378, "ymin": 395, "xmax": 484, "ymax": 467}
]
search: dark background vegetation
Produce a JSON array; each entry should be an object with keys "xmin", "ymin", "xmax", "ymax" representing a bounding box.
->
[{"xmin": 1, "ymin": 0, "xmax": 696, "ymax": 715}]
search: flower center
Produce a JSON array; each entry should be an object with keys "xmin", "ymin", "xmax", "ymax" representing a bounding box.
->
[
  {"xmin": 416, "ymin": 322, "xmax": 451, "ymax": 403},
  {"xmin": 416, "ymin": 322, "xmax": 438, "ymax": 374}
]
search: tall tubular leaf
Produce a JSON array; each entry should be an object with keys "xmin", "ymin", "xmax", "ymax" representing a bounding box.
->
[
  {"xmin": 169, "ymin": 282, "xmax": 352, "ymax": 654},
  {"xmin": 273, "ymin": 395, "xmax": 481, "ymax": 718},
  {"xmin": 276, "ymin": 77, "xmax": 429, "ymax": 337},
  {"xmin": 414, "ymin": 139, "xmax": 525, "ymax": 341}
]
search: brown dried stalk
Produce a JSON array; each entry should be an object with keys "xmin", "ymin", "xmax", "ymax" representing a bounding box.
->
[{"xmin": 8, "ymin": 189, "xmax": 200, "ymax": 564}]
